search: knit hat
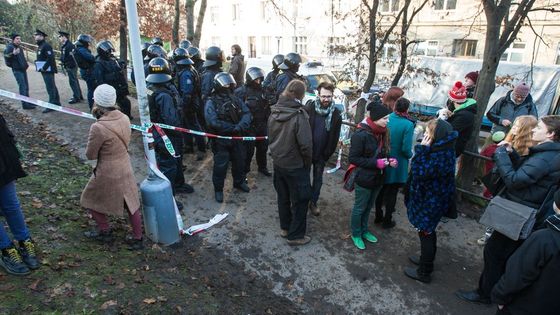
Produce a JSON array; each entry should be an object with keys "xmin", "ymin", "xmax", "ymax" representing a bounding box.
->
[
  {"xmin": 448, "ymin": 81, "xmax": 467, "ymax": 103},
  {"xmin": 93, "ymin": 84, "xmax": 117, "ymax": 108},
  {"xmin": 10, "ymin": 33, "xmax": 20, "ymax": 40},
  {"xmin": 491, "ymin": 131, "xmax": 506, "ymax": 143},
  {"xmin": 369, "ymin": 103, "xmax": 392, "ymax": 121},
  {"xmin": 465, "ymin": 71, "xmax": 479, "ymax": 84},
  {"xmin": 513, "ymin": 82, "xmax": 530, "ymax": 98}
]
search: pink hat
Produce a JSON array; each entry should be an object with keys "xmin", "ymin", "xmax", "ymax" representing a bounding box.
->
[
  {"xmin": 513, "ymin": 82, "xmax": 530, "ymax": 98},
  {"xmin": 448, "ymin": 81, "xmax": 467, "ymax": 103}
]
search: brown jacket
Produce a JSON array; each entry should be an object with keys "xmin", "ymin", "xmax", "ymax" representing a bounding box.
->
[
  {"xmin": 229, "ymin": 54, "xmax": 245, "ymax": 86},
  {"xmin": 80, "ymin": 110, "xmax": 140, "ymax": 216},
  {"xmin": 268, "ymin": 95, "xmax": 312, "ymax": 169}
]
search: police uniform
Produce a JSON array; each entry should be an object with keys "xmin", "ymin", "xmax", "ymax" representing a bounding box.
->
[
  {"xmin": 74, "ymin": 36, "xmax": 96, "ymax": 109},
  {"xmin": 263, "ymin": 69, "xmax": 280, "ymax": 105},
  {"xmin": 177, "ymin": 65, "xmax": 206, "ymax": 154},
  {"xmin": 59, "ymin": 31, "xmax": 83, "ymax": 103},
  {"xmin": 93, "ymin": 54, "xmax": 132, "ymax": 118},
  {"xmin": 275, "ymin": 69, "xmax": 303, "ymax": 100},
  {"xmin": 35, "ymin": 29, "xmax": 61, "ymax": 112}
]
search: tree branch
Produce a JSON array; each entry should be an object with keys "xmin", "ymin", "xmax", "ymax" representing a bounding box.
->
[
  {"xmin": 267, "ymin": 0, "xmax": 295, "ymax": 28},
  {"xmin": 526, "ymin": 15, "xmax": 549, "ymax": 48}
]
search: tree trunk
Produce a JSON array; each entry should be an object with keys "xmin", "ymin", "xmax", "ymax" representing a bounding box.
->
[
  {"xmin": 391, "ymin": 3, "xmax": 410, "ymax": 87},
  {"xmin": 185, "ymin": 0, "xmax": 195, "ymax": 42},
  {"xmin": 119, "ymin": 0, "xmax": 128, "ymax": 63},
  {"xmin": 193, "ymin": 0, "xmax": 207, "ymax": 47},
  {"xmin": 172, "ymin": 0, "xmax": 180, "ymax": 46}
]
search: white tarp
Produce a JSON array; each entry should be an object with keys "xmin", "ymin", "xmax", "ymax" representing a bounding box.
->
[{"xmin": 399, "ymin": 56, "xmax": 560, "ymax": 117}]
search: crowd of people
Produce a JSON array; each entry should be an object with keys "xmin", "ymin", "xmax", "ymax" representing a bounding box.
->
[{"xmin": 3, "ymin": 31, "xmax": 560, "ymax": 314}]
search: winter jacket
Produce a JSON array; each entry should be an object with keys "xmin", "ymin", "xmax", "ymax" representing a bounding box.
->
[
  {"xmin": 491, "ymin": 214, "xmax": 560, "ymax": 315},
  {"xmin": 201, "ymin": 66, "xmax": 221, "ymax": 103},
  {"xmin": 487, "ymin": 91, "xmax": 538, "ymax": 133},
  {"xmin": 3, "ymin": 43, "xmax": 28, "ymax": 71},
  {"xmin": 36, "ymin": 40, "xmax": 57, "ymax": 73},
  {"xmin": 60, "ymin": 40, "xmax": 77, "ymax": 69},
  {"xmin": 177, "ymin": 67, "xmax": 201, "ymax": 116},
  {"xmin": 263, "ymin": 69, "xmax": 281, "ymax": 104},
  {"xmin": 275, "ymin": 70, "xmax": 303, "ymax": 99},
  {"xmin": 74, "ymin": 43, "xmax": 95, "ymax": 70},
  {"xmin": 494, "ymin": 141, "xmax": 560, "ymax": 208},
  {"xmin": 406, "ymin": 120, "xmax": 457, "ymax": 233},
  {"xmin": 0, "ymin": 114, "xmax": 26, "ymax": 187},
  {"xmin": 304, "ymin": 99, "xmax": 342, "ymax": 162},
  {"xmin": 93, "ymin": 55, "xmax": 129, "ymax": 96},
  {"xmin": 234, "ymin": 84, "xmax": 270, "ymax": 136},
  {"xmin": 384, "ymin": 112, "xmax": 414, "ymax": 184},
  {"xmin": 204, "ymin": 91, "xmax": 251, "ymax": 136},
  {"xmin": 348, "ymin": 123, "xmax": 387, "ymax": 190},
  {"xmin": 147, "ymin": 82, "xmax": 183, "ymax": 152},
  {"xmin": 268, "ymin": 95, "xmax": 312, "ymax": 170},
  {"xmin": 228, "ymin": 54, "xmax": 245, "ymax": 86},
  {"xmin": 80, "ymin": 110, "xmax": 140, "ymax": 216},
  {"xmin": 447, "ymin": 98, "xmax": 477, "ymax": 156}
]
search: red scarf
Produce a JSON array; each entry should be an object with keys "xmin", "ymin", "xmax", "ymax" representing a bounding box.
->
[
  {"xmin": 360, "ymin": 117, "xmax": 387, "ymax": 150},
  {"xmin": 394, "ymin": 111, "xmax": 412, "ymax": 120}
]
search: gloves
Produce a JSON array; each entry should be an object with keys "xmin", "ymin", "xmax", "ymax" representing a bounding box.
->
[
  {"xmin": 376, "ymin": 158, "xmax": 388, "ymax": 169},
  {"xmin": 388, "ymin": 157, "xmax": 398, "ymax": 168}
]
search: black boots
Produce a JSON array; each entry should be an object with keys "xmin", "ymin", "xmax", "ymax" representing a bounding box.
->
[
  {"xmin": 404, "ymin": 266, "xmax": 432, "ymax": 283},
  {"xmin": 405, "ymin": 232, "xmax": 436, "ymax": 284}
]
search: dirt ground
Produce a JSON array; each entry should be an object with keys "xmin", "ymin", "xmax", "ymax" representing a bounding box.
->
[{"xmin": 0, "ymin": 62, "xmax": 495, "ymax": 314}]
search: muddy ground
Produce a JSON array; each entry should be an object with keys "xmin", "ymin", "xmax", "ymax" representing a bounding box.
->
[{"xmin": 0, "ymin": 62, "xmax": 495, "ymax": 314}]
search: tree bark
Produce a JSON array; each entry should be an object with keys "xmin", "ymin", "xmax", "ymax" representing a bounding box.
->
[
  {"xmin": 391, "ymin": 1, "xmax": 410, "ymax": 86},
  {"xmin": 193, "ymin": 0, "xmax": 207, "ymax": 47},
  {"xmin": 119, "ymin": 0, "xmax": 128, "ymax": 63},
  {"xmin": 185, "ymin": 0, "xmax": 195, "ymax": 42},
  {"xmin": 172, "ymin": 0, "xmax": 180, "ymax": 46}
]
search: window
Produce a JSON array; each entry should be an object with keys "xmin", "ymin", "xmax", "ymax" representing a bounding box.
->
[
  {"xmin": 434, "ymin": 0, "xmax": 456, "ymax": 10},
  {"xmin": 261, "ymin": 36, "xmax": 272, "ymax": 55},
  {"xmin": 452, "ymin": 39, "xmax": 477, "ymax": 57},
  {"xmin": 380, "ymin": 0, "xmax": 399, "ymax": 12},
  {"xmin": 210, "ymin": 6, "xmax": 219, "ymax": 23},
  {"xmin": 232, "ymin": 3, "xmax": 240, "ymax": 21},
  {"xmin": 413, "ymin": 40, "xmax": 439, "ymax": 57},
  {"xmin": 555, "ymin": 43, "xmax": 560, "ymax": 65},
  {"xmin": 293, "ymin": 36, "xmax": 307, "ymax": 55},
  {"xmin": 381, "ymin": 43, "xmax": 398, "ymax": 61},
  {"xmin": 260, "ymin": 1, "xmax": 267, "ymax": 20},
  {"xmin": 501, "ymin": 42, "xmax": 526, "ymax": 62}
]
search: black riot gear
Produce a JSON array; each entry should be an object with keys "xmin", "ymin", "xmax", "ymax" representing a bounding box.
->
[
  {"xmin": 96, "ymin": 40, "xmax": 115, "ymax": 57},
  {"xmin": 187, "ymin": 46, "xmax": 201, "ymax": 60},
  {"xmin": 278, "ymin": 52, "xmax": 302, "ymax": 71},
  {"xmin": 213, "ymin": 72, "xmax": 236, "ymax": 92},
  {"xmin": 76, "ymin": 34, "xmax": 93, "ymax": 46},
  {"xmin": 146, "ymin": 57, "xmax": 172, "ymax": 84},
  {"xmin": 179, "ymin": 40, "xmax": 191, "ymax": 49},
  {"xmin": 272, "ymin": 54, "xmax": 284, "ymax": 69},
  {"xmin": 145, "ymin": 44, "xmax": 167, "ymax": 60},
  {"xmin": 141, "ymin": 42, "xmax": 151, "ymax": 58},
  {"xmin": 173, "ymin": 48, "xmax": 194, "ymax": 65},
  {"xmin": 203, "ymin": 46, "xmax": 224, "ymax": 67},
  {"xmin": 151, "ymin": 37, "xmax": 164, "ymax": 46},
  {"xmin": 245, "ymin": 67, "xmax": 265, "ymax": 85}
]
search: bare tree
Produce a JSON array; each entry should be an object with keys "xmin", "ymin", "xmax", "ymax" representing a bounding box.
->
[
  {"xmin": 185, "ymin": 0, "xmax": 207, "ymax": 47},
  {"xmin": 119, "ymin": 0, "xmax": 127, "ymax": 62},
  {"xmin": 172, "ymin": 0, "xmax": 180, "ymax": 46}
]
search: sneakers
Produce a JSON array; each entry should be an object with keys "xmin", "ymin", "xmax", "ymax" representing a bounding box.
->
[
  {"xmin": 18, "ymin": 239, "xmax": 40, "ymax": 270},
  {"xmin": 286, "ymin": 235, "xmax": 311, "ymax": 246},
  {"xmin": 351, "ymin": 236, "xmax": 365, "ymax": 250},
  {"xmin": 309, "ymin": 202, "xmax": 320, "ymax": 216},
  {"xmin": 362, "ymin": 231, "xmax": 378, "ymax": 243},
  {"xmin": 0, "ymin": 245, "xmax": 31, "ymax": 276}
]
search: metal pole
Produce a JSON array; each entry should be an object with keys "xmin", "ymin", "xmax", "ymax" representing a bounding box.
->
[{"xmin": 124, "ymin": 0, "xmax": 157, "ymax": 167}]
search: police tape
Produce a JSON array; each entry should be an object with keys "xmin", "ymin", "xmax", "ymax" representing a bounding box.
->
[{"xmin": 0, "ymin": 89, "xmax": 268, "ymax": 141}]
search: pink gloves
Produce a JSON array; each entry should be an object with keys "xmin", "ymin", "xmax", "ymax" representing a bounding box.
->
[{"xmin": 377, "ymin": 158, "xmax": 398, "ymax": 169}]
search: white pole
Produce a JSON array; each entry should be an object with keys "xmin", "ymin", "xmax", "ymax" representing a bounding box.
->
[{"xmin": 124, "ymin": 0, "xmax": 157, "ymax": 167}]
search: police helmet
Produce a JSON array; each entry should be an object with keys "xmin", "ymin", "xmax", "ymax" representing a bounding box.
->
[
  {"xmin": 141, "ymin": 42, "xmax": 151, "ymax": 58},
  {"xmin": 187, "ymin": 46, "xmax": 201, "ymax": 60},
  {"xmin": 145, "ymin": 44, "xmax": 167, "ymax": 60},
  {"xmin": 203, "ymin": 46, "xmax": 224, "ymax": 67},
  {"xmin": 278, "ymin": 52, "xmax": 302, "ymax": 71},
  {"xmin": 146, "ymin": 57, "xmax": 172, "ymax": 84},
  {"xmin": 179, "ymin": 40, "xmax": 191, "ymax": 49},
  {"xmin": 245, "ymin": 67, "xmax": 265, "ymax": 84},
  {"xmin": 77, "ymin": 34, "xmax": 93, "ymax": 46},
  {"xmin": 96, "ymin": 40, "xmax": 115, "ymax": 57},
  {"xmin": 272, "ymin": 54, "xmax": 285, "ymax": 69},
  {"xmin": 173, "ymin": 48, "xmax": 194, "ymax": 65},
  {"xmin": 213, "ymin": 72, "xmax": 236, "ymax": 91},
  {"xmin": 151, "ymin": 37, "xmax": 164, "ymax": 46}
]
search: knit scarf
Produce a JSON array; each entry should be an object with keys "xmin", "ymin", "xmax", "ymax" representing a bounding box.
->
[
  {"xmin": 360, "ymin": 117, "xmax": 387, "ymax": 150},
  {"xmin": 314, "ymin": 98, "xmax": 335, "ymax": 132},
  {"xmin": 394, "ymin": 111, "xmax": 412, "ymax": 120}
]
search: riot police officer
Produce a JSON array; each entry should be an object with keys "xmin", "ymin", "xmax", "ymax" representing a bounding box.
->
[
  {"xmin": 205, "ymin": 72, "xmax": 252, "ymax": 203},
  {"xmin": 146, "ymin": 57, "xmax": 194, "ymax": 197},
  {"xmin": 263, "ymin": 54, "xmax": 284, "ymax": 105},
  {"xmin": 132, "ymin": 44, "xmax": 167, "ymax": 85},
  {"xmin": 74, "ymin": 34, "xmax": 96, "ymax": 110},
  {"xmin": 93, "ymin": 40, "xmax": 132, "ymax": 118},
  {"xmin": 34, "ymin": 29, "xmax": 60, "ymax": 113},
  {"xmin": 151, "ymin": 37, "xmax": 164, "ymax": 47},
  {"xmin": 275, "ymin": 52, "xmax": 303, "ymax": 100},
  {"xmin": 187, "ymin": 46, "xmax": 204, "ymax": 75},
  {"xmin": 234, "ymin": 67, "xmax": 271, "ymax": 176},
  {"xmin": 201, "ymin": 46, "xmax": 224, "ymax": 103},
  {"xmin": 58, "ymin": 31, "xmax": 83, "ymax": 104},
  {"xmin": 174, "ymin": 48, "xmax": 206, "ymax": 160},
  {"xmin": 179, "ymin": 40, "xmax": 191, "ymax": 50}
]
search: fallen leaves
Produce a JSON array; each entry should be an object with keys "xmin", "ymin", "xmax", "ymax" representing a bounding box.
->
[
  {"xmin": 28, "ymin": 279, "xmax": 42, "ymax": 291},
  {"xmin": 100, "ymin": 300, "xmax": 118, "ymax": 310}
]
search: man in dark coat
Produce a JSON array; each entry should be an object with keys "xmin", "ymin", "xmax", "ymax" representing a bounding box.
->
[
  {"xmin": 274, "ymin": 52, "xmax": 303, "ymax": 99},
  {"xmin": 234, "ymin": 67, "xmax": 271, "ymax": 176},
  {"xmin": 58, "ymin": 31, "xmax": 83, "ymax": 104},
  {"xmin": 228, "ymin": 44, "xmax": 245, "ymax": 87},
  {"xmin": 486, "ymin": 82, "xmax": 538, "ymax": 133},
  {"xmin": 73, "ymin": 34, "xmax": 96, "ymax": 110},
  {"xmin": 3, "ymin": 34, "xmax": 34, "ymax": 109},
  {"xmin": 34, "ymin": 29, "xmax": 60, "ymax": 113},
  {"xmin": 304, "ymin": 81, "xmax": 342, "ymax": 216},
  {"xmin": 441, "ymin": 81, "xmax": 477, "ymax": 157},
  {"xmin": 201, "ymin": 46, "xmax": 224, "ymax": 104},
  {"xmin": 491, "ymin": 190, "xmax": 560, "ymax": 315},
  {"xmin": 205, "ymin": 72, "xmax": 252, "ymax": 203}
]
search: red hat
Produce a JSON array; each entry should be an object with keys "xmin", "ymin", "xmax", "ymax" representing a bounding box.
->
[
  {"xmin": 465, "ymin": 71, "xmax": 479, "ymax": 84},
  {"xmin": 513, "ymin": 82, "xmax": 530, "ymax": 98},
  {"xmin": 448, "ymin": 81, "xmax": 467, "ymax": 103}
]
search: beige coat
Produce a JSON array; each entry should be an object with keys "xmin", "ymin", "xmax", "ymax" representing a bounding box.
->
[{"xmin": 80, "ymin": 110, "xmax": 140, "ymax": 216}]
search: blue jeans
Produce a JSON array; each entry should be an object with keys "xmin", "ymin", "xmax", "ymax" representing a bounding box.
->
[
  {"xmin": 67, "ymin": 67, "xmax": 83, "ymax": 100},
  {"xmin": 41, "ymin": 72, "xmax": 61, "ymax": 105},
  {"xmin": 311, "ymin": 159, "xmax": 326, "ymax": 204},
  {"xmin": 0, "ymin": 181, "xmax": 31, "ymax": 249},
  {"xmin": 350, "ymin": 184, "xmax": 383, "ymax": 237},
  {"xmin": 11, "ymin": 69, "xmax": 34, "ymax": 109}
]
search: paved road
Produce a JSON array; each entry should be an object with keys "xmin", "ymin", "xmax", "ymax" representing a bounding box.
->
[{"xmin": 0, "ymin": 63, "xmax": 494, "ymax": 314}]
